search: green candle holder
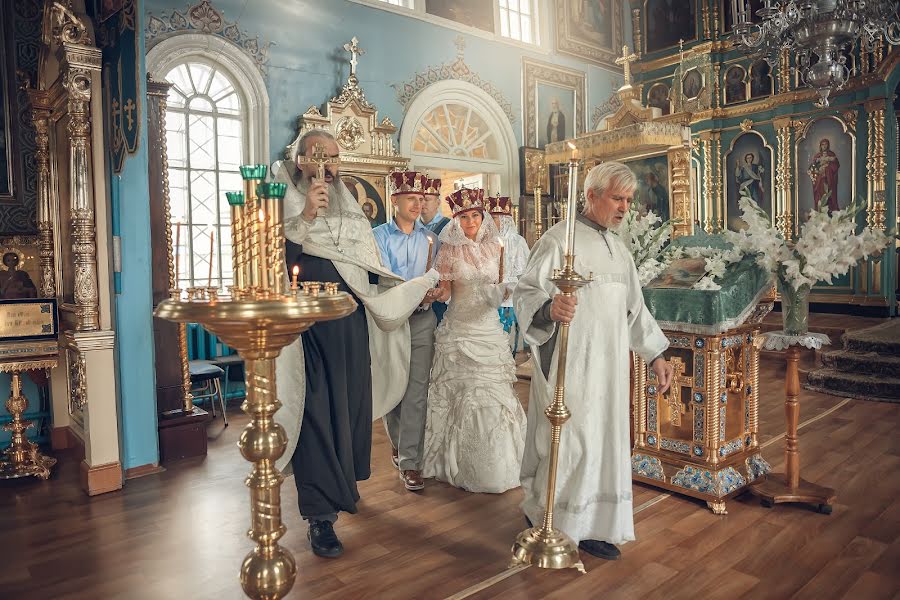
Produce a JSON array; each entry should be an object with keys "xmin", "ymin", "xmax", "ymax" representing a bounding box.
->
[
  {"xmin": 239, "ymin": 164, "xmax": 268, "ymax": 180},
  {"xmin": 225, "ymin": 191, "xmax": 245, "ymax": 206}
]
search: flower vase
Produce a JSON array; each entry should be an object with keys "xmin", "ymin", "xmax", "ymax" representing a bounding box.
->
[{"xmin": 779, "ymin": 277, "xmax": 810, "ymax": 336}]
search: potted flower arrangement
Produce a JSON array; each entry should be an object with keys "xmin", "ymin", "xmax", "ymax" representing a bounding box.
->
[{"xmin": 726, "ymin": 196, "xmax": 888, "ymax": 335}]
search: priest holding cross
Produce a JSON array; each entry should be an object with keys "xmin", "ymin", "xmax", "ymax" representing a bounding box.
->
[{"xmin": 273, "ymin": 128, "xmax": 439, "ymax": 559}]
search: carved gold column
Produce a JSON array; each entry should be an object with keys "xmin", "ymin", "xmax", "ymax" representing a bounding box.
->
[
  {"xmin": 62, "ymin": 48, "xmax": 102, "ymax": 331},
  {"xmin": 713, "ymin": 63, "xmax": 721, "ymax": 110},
  {"xmin": 669, "ymin": 146, "xmax": 693, "ymax": 237},
  {"xmin": 774, "ymin": 118, "xmax": 796, "ymax": 240},
  {"xmin": 29, "ymin": 92, "xmax": 56, "ymax": 298},
  {"xmin": 711, "ymin": 0, "xmax": 719, "ymax": 40},
  {"xmin": 700, "ymin": 133, "xmax": 715, "ymax": 232},
  {"xmin": 702, "ymin": 0, "xmax": 711, "ymax": 41},
  {"xmin": 749, "ymin": 330, "xmax": 760, "ymax": 447},
  {"xmin": 631, "ymin": 8, "xmax": 642, "ymax": 57},
  {"xmin": 778, "ymin": 48, "xmax": 791, "ymax": 95},
  {"xmin": 714, "ymin": 134, "xmax": 724, "ymax": 231},
  {"xmin": 706, "ymin": 339, "xmax": 722, "ymax": 466},
  {"xmin": 865, "ymin": 99, "xmax": 887, "ymax": 295}
]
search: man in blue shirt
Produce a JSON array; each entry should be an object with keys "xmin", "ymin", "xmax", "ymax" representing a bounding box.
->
[
  {"xmin": 373, "ymin": 170, "xmax": 440, "ymax": 492},
  {"xmin": 420, "ymin": 177, "xmax": 450, "ymax": 322}
]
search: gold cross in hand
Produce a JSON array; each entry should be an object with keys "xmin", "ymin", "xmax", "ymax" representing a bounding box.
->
[{"xmin": 298, "ymin": 141, "xmax": 340, "ymax": 181}]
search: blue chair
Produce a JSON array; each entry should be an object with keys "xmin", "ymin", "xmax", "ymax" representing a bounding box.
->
[{"xmin": 189, "ymin": 360, "xmax": 228, "ymax": 425}]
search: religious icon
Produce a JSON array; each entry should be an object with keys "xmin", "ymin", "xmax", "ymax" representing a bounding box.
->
[
  {"xmin": 808, "ymin": 138, "xmax": 841, "ymax": 214},
  {"xmin": 726, "ymin": 132, "xmax": 772, "ymax": 230},
  {"xmin": 647, "ymin": 83, "xmax": 671, "ymax": 115},
  {"xmin": 749, "ymin": 60, "xmax": 773, "ymax": 98},
  {"xmin": 425, "ymin": 0, "xmax": 495, "ymax": 32},
  {"xmin": 0, "ymin": 250, "xmax": 37, "ymax": 300},
  {"xmin": 573, "ymin": 0, "xmax": 613, "ymax": 48},
  {"xmin": 342, "ymin": 174, "xmax": 386, "ymax": 227},
  {"xmin": 645, "ymin": 0, "xmax": 697, "ymax": 54},
  {"xmin": 537, "ymin": 82, "xmax": 576, "ymax": 148},
  {"xmin": 647, "ymin": 257, "xmax": 708, "ymax": 289},
  {"xmin": 625, "ymin": 155, "xmax": 670, "ymax": 220},
  {"xmin": 546, "ymin": 98, "xmax": 566, "ymax": 145},
  {"xmin": 797, "ymin": 117, "xmax": 853, "ymax": 220},
  {"xmin": 682, "ymin": 69, "xmax": 703, "ymax": 100},
  {"xmin": 724, "ymin": 66, "xmax": 747, "ymax": 104}
]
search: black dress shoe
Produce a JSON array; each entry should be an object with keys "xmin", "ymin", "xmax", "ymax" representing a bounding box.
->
[
  {"xmin": 307, "ymin": 520, "xmax": 344, "ymax": 558},
  {"xmin": 578, "ymin": 539, "xmax": 621, "ymax": 560}
]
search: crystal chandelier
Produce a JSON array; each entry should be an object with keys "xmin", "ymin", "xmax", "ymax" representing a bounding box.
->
[{"xmin": 730, "ymin": 0, "xmax": 900, "ymax": 106}]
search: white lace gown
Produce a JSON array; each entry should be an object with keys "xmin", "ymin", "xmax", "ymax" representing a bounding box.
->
[{"xmin": 421, "ymin": 278, "xmax": 527, "ymax": 493}]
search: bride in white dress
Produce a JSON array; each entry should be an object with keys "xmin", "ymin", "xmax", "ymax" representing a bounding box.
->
[{"xmin": 421, "ymin": 188, "xmax": 527, "ymax": 494}]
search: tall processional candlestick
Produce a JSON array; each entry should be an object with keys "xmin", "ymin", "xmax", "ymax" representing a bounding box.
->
[{"xmin": 511, "ymin": 143, "xmax": 591, "ymax": 575}]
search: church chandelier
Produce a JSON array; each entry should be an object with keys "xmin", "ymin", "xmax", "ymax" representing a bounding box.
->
[{"xmin": 730, "ymin": 0, "xmax": 900, "ymax": 106}]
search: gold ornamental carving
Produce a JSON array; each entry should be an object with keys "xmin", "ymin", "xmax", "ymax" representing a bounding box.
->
[
  {"xmin": 335, "ymin": 116, "xmax": 365, "ymax": 151},
  {"xmin": 44, "ymin": 1, "xmax": 93, "ymax": 46},
  {"xmin": 740, "ymin": 119, "xmax": 753, "ymax": 133},
  {"xmin": 668, "ymin": 147, "xmax": 694, "ymax": 238},
  {"xmin": 631, "ymin": 9, "xmax": 642, "ymax": 59},
  {"xmin": 30, "ymin": 92, "xmax": 56, "ymax": 299},
  {"xmin": 68, "ymin": 349, "xmax": 87, "ymax": 413},
  {"xmin": 774, "ymin": 118, "xmax": 795, "ymax": 240},
  {"xmin": 843, "ymin": 109, "xmax": 858, "ymax": 134}
]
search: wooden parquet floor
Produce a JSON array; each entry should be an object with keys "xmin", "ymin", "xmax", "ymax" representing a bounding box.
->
[{"xmin": 2, "ymin": 353, "xmax": 899, "ymax": 599}]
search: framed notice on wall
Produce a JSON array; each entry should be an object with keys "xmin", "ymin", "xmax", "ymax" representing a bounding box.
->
[{"xmin": 0, "ymin": 298, "xmax": 59, "ymax": 342}]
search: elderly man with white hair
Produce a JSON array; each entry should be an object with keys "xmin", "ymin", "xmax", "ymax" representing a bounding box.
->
[{"xmin": 513, "ymin": 161, "xmax": 674, "ymax": 561}]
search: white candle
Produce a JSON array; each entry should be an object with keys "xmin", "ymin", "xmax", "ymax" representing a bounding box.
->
[{"xmin": 564, "ymin": 143, "xmax": 579, "ymax": 257}]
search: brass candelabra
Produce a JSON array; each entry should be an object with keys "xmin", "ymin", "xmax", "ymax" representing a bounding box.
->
[{"xmin": 155, "ymin": 164, "xmax": 356, "ymax": 599}]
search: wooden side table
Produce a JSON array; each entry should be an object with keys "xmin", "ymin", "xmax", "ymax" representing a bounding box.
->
[{"xmin": 750, "ymin": 331, "xmax": 835, "ymax": 513}]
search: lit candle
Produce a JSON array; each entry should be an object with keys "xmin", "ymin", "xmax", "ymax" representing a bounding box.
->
[
  {"xmin": 565, "ymin": 142, "xmax": 579, "ymax": 257},
  {"xmin": 291, "ymin": 265, "xmax": 300, "ymax": 290},
  {"xmin": 498, "ymin": 238, "xmax": 505, "ymax": 283},
  {"xmin": 174, "ymin": 221, "xmax": 181, "ymax": 289},
  {"xmin": 425, "ymin": 236, "xmax": 434, "ymax": 273},
  {"xmin": 207, "ymin": 230, "xmax": 215, "ymax": 288}
]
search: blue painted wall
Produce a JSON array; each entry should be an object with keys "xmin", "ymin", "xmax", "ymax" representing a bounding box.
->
[
  {"xmin": 144, "ymin": 0, "xmax": 626, "ymax": 161},
  {"xmin": 105, "ymin": 0, "xmax": 160, "ymax": 470}
]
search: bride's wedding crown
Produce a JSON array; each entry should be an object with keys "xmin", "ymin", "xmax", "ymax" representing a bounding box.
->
[
  {"xmin": 424, "ymin": 177, "xmax": 442, "ymax": 195},
  {"xmin": 389, "ymin": 171, "xmax": 427, "ymax": 196},
  {"xmin": 446, "ymin": 188, "xmax": 485, "ymax": 216},
  {"xmin": 487, "ymin": 195, "xmax": 512, "ymax": 216}
]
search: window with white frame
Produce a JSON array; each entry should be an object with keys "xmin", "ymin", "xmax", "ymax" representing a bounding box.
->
[
  {"xmin": 376, "ymin": 0, "xmax": 413, "ymax": 7},
  {"xmin": 412, "ymin": 102, "xmax": 500, "ymax": 160},
  {"xmin": 498, "ymin": 0, "xmax": 535, "ymax": 44},
  {"xmin": 163, "ymin": 62, "xmax": 245, "ymax": 290}
]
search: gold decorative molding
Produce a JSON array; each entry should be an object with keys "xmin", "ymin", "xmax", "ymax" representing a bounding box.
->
[
  {"xmin": 669, "ymin": 146, "xmax": 694, "ymax": 237},
  {"xmin": 44, "ymin": 1, "xmax": 93, "ymax": 47},
  {"xmin": 740, "ymin": 119, "xmax": 753, "ymax": 132},
  {"xmin": 711, "ymin": 0, "xmax": 720, "ymax": 41},
  {"xmin": 702, "ymin": 1, "xmax": 710, "ymax": 41},
  {"xmin": 842, "ymin": 109, "xmax": 858, "ymax": 134}
]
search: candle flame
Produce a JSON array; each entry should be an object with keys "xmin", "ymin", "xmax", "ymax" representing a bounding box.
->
[
  {"xmin": 258, "ymin": 208, "xmax": 265, "ymax": 223},
  {"xmin": 292, "ymin": 265, "xmax": 299, "ymax": 276}
]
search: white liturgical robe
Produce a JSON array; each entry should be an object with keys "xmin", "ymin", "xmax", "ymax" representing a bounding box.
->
[{"xmin": 513, "ymin": 217, "xmax": 669, "ymax": 545}]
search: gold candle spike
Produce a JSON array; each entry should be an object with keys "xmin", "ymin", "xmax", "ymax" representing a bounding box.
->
[
  {"xmin": 308, "ymin": 282, "xmax": 322, "ymax": 297},
  {"xmin": 290, "ymin": 266, "xmax": 300, "ymax": 291},
  {"xmin": 324, "ymin": 282, "xmax": 339, "ymax": 295}
]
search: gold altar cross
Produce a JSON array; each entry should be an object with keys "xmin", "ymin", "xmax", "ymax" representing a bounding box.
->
[
  {"xmin": 123, "ymin": 98, "xmax": 136, "ymax": 131},
  {"xmin": 343, "ymin": 36, "xmax": 365, "ymax": 77},
  {"xmin": 659, "ymin": 356, "xmax": 693, "ymax": 427},
  {"xmin": 298, "ymin": 141, "xmax": 340, "ymax": 180},
  {"xmin": 615, "ymin": 45, "xmax": 638, "ymax": 88}
]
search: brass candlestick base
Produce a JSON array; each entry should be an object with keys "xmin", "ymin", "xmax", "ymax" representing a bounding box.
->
[
  {"xmin": 156, "ymin": 290, "xmax": 356, "ymax": 599},
  {"xmin": 0, "ymin": 361, "xmax": 58, "ymax": 480},
  {"xmin": 510, "ymin": 258, "xmax": 590, "ymax": 574}
]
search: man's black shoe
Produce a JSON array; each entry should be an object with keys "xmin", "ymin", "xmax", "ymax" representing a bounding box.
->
[
  {"xmin": 307, "ymin": 520, "xmax": 344, "ymax": 558},
  {"xmin": 578, "ymin": 539, "xmax": 621, "ymax": 560}
]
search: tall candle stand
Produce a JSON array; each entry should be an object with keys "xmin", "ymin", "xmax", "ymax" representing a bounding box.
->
[
  {"xmin": 156, "ymin": 165, "xmax": 356, "ymax": 599},
  {"xmin": 511, "ymin": 154, "xmax": 590, "ymax": 574}
]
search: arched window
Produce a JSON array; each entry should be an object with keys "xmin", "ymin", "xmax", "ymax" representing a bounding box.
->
[
  {"xmin": 147, "ymin": 34, "xmax": 269, "ymax": 290},
  {"xmin": 164, "ymin": 61, "xmax": 244, "ymax": 290},
  {"xmin": 400, "ymin": 80, "xmax": 519, "ymax": 201},
  {"xmin": 412, "ymin": 103, "xmax": 499, "ymax": 160}
]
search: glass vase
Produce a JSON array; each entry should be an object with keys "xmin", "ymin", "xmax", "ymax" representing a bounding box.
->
[{"xmin": 779, "ymin": 277, "xmax": 810, "ymax": 336}]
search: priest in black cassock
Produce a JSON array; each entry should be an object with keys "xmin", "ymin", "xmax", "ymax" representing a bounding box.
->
[{"xmin": 274, "ymin": 130, "xmax": 440, "ymax": 558}]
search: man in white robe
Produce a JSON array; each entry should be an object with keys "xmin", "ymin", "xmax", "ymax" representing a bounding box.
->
[
  {"xmin": 273, "ymin": 129, "xmax": 439, "ymax": 558},
  {"xmin": 514, "ymin": 161, "xmax": 674, "ymax": 560}
]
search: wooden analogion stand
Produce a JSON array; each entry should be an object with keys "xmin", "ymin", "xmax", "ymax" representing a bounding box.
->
[{"xmin": 750, "ymin": 332, "xmax": 836, "ymax": 514}]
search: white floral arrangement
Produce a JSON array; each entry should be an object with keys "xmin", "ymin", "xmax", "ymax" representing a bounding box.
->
[
  {"xmin": 616, "ymin": 208, "xmax": 744, "ymax": 290},
  {"xmin": 725, "ymin": 196, "xmax": 889, "ymax": 294}
]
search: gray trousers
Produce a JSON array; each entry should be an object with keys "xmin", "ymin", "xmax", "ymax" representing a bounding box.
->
[{"xmin": 384, "ymin": 309, "xmax": 436, "ymax": 471}]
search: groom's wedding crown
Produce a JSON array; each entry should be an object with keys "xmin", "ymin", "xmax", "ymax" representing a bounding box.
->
[
  {"xmin": 446, "ymin": 188, "xmax": 485, "ymax": 216},
  {"xmin": 424, "ymin": 177, "xmax": 442, "ymax": 195},
  {"xmin": 389, "ymin": 171, "xmax": 427, "ymax": 196},
  {"xmin": 488, "ymin": 195, "xmax": 512, "ymax": 216}
]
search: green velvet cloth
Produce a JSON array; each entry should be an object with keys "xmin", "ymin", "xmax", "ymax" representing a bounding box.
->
[{"xmin": 641, "ymin": 233, "xmax": 771, "ymax": 332}]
